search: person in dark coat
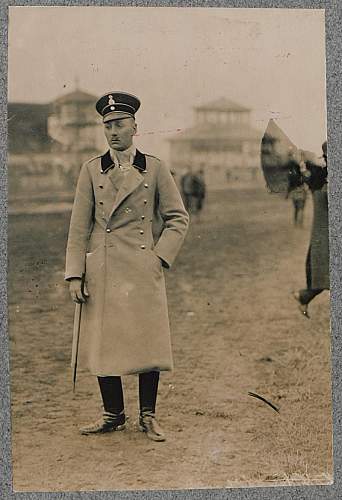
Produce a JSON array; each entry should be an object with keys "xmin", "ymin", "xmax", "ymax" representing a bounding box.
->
[
  {"xmin": 65, "ymin": 92, "xmax": 189, "ymax": 440},
  {"xmin": 294, "ymin": 141, "xmax": 329, "ymax": 317},
  {"xmin": 193, "ymin": 169, "xmax": 206, "ymax": 213},
  {"xmin": 180, "ymin": 168, "xmax": 206, "ymax": 215},
  {"xmin": 180, "ymin": 168, "xmax": 195, "ymax": 212}
]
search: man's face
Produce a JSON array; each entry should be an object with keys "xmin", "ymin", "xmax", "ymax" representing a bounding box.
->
[{"xmin": 103, "ymin": 117, "xmax": 137, "ymax": 151}]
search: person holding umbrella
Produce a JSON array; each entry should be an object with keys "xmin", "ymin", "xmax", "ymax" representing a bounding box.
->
[{"xmin": 293, "ymin": 140, "xmax": 329, "ymax": 317}]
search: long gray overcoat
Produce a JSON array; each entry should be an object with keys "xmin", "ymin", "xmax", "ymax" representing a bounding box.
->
[
  {"xmin": 65, "ymin": 149, "xmax": 189, "ymax": 376},
  {"xmin": 308, "ymin": 183, "xmax": 329, "ymax": 290}
]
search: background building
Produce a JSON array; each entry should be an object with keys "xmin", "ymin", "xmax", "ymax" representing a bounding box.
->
[
  {"xmin": 8, "ymin": 93, "xmax": 266, "ymax": 213},
  {"xmin": 168, "ymin": 98, "xmax": 263, "ymax": 189},
  {"xmin": 48, "ymin": 90, "xmax": 104, "ymax": 153},
  {"xmin": 8, "ymin": 88, "xmax": 103, "ymax": 212}
]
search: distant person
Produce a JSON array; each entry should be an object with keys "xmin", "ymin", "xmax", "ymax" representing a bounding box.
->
[
  {"xmin": 180, "ymin": 168, "xmax": 206, "ymax": 216},
  {"xmin": 285, "ymin": 157, "xmax": 307, "ymax": 226},
  {"xmin": 287, "ymin": 185, "xmax": 307, "ymax": 226},
  {"xmin": 294, "ymin": 141, "xmax": 329, "ymax": 317},
  {"xmin": 180, "ymin": 168, "xmax": 195, "ymax": 212},
  {"xmin": 285, "ymin": 150, "xmax": 307, "ymax": 226},
  {"xmin": 193, "ymin": 169, "xmax": 206, "ymax": 214}
]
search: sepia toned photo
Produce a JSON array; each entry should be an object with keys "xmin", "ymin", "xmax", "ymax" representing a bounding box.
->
[{"xmin": 8, "ymin": 6, "xmax": 332, "ymax": 492}]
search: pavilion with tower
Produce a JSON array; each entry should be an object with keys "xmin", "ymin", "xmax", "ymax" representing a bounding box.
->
[{"xmin": 168, "ymin": 98, "xmax": 263, "ymax": 189}]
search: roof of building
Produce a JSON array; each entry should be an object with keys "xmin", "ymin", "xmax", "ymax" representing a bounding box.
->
[
  {"xmin": 169, "ymin": 123, "xmax": 262, "ymax": 143},
  {"xmin": 53, "ymin": 89, "xmax": 97, "ymax": 105},
  {"xmin": 8, "ymin": 103, "xmax": 59, "ymax": 153},
  {"xmin": 195, "ymin": 98, "xmax": 250, "ymax": 113}
]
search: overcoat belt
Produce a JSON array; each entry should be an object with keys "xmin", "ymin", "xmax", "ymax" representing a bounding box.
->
[{"xmin": 65, "ymin": 150, "xmax": 189, "ymax": 376}]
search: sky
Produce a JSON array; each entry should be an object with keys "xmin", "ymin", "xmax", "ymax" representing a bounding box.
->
[{"xmin": 8, "ymin": 7, "xmax": 327, "ymax": 159}]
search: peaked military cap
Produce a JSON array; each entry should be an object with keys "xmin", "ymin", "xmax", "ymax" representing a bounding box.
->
[{"xmin": 96, "ymin": 92, "xmax": 141, "ymax": 122}]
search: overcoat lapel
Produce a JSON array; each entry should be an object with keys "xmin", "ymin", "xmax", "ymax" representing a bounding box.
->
[{"xmin": 106, "ymin": 149, "xmax": 146, "ymax": 217}]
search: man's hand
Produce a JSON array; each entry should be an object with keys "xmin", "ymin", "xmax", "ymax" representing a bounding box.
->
[{"xmin": 69, "ymin": 278, "xmax": 89, "ymax": 304}]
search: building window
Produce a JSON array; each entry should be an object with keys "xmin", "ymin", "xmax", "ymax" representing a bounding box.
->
[
  {"xmin": 205, "ymin": 112, "xmax": 218, "ymax": 124},
  {"xmin": 60, "ymin": 103, "xmax": 76, "ymax": 121},
  {"xmin": 197, "ymin": 111, "xmax": 205, "ymax": 124},
  {"xmin": 219, "ymin": 112, "xmax": 227, "ymax": 124}
]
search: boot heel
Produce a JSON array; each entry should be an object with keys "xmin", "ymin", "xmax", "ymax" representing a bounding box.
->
[{"xmin": 138, "ymin": 416, "xmax": 166, "ymax": 441}]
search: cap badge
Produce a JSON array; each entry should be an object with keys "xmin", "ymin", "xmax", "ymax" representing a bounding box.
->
[{"xmin": 108, "ymin": 95, "xmax": 116, "ymax": 105}]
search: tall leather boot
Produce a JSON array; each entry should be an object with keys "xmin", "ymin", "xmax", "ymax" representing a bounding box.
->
[
  {"xmin": 80, "ymin": 376, "xmax": 126, "ymax": 435},
  {"xmin": 138, "ymin": 371, "xmax": 165, "ymax": 442}
]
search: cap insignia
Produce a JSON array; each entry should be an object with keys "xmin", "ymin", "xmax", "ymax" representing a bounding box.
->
[{"xmin": 108, "ymin": 95, "xmax": 116, "ymax": 105}]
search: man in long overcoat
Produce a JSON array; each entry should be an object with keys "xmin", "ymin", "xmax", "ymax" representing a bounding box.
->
[
  {"xmin": 65, "ymin": 92, "xmax": 189, "ymax": 441},
  {"xmin": 294, "ymin": 141, "xmax": 329, "ymax": 317}
]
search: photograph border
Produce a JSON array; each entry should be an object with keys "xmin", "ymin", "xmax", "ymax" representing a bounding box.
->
[{"xmin": 1, "ymin": 0, "xmax": 341, "ymax": 498}]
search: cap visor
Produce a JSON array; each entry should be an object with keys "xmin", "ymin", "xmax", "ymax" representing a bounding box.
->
[{"xmin": 103, "ymin": 111, "xmax": 134, "ymax": 123}]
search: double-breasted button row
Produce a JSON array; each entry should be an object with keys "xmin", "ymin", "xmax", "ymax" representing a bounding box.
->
[{"xmin": 139, "ymin": 189, "xmax": 148, "ymax": 242}]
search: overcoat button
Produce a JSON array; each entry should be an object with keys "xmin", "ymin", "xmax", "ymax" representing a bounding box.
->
[
  {"xmin": 99, "ymin": 185, "xmax": 104, "ymax": 189},
  {"xmin": 143, "ymin": 200, "xmax": 147, "ymax": 204},
  {"xmin": 106, "ymin": 228, "xmax": 111, "ymax": 233},
  {"xmin": 144, "ymin": 183, "xmax": 148, "ymax": 188},
  {"xmin": 140, "ymin": 245, "xmax": 146, "ymax": 249},
  {"xmin": 140, "ymin": 230, "xmax": 144, "ymax": 235},
  {"xmin": 99, "ymin": 201, "xmax": 103, "ymax": 205},
  {"xmin": 141, "ymin": 215, "xmax": 145, "ymax": 220}
]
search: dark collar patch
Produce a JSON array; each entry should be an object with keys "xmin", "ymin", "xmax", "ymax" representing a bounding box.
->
[
  {"xmin": 132, "ymin": 149, "xmax": 147, "ymax": 172},
  {"xmin": 101, "ymin": 149, "xmax": 146, "ymax": 174},
  {"xmin": 101, "ymin": 150, "xmax": 114, "ymax": 173}
]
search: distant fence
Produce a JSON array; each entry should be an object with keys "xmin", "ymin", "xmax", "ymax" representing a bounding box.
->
[{"xmin": 8, "ymin": 152, "xmax": 266, "ymax": 215}]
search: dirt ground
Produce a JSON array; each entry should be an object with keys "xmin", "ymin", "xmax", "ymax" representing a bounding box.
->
[{"xmin": 8, "ymin": 188, "xmax": 333, "ymax": 492}]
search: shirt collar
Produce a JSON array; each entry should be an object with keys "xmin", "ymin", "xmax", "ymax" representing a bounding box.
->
[
  {"xmin": 100, "ymin": 148, "xmax": 146, "ymax": 173},
  {"xmin": 110, "ymin": 145, "xmax": 136, "ymax": 168}
]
